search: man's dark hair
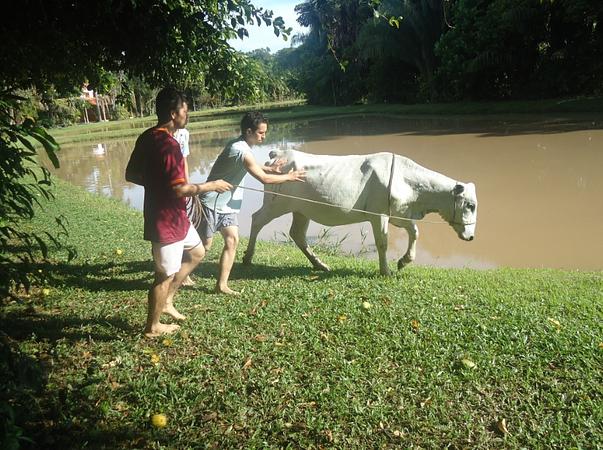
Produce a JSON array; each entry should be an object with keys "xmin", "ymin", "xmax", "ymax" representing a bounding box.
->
[
  {"xmin": 240, "ymin": 111, "xmax": 268, "ymax": 135},
  {"xmin": 155, "ymin": 86, "xmax": 187, "ymax": 123}
]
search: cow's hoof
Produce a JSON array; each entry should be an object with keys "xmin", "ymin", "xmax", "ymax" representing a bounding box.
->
[
  {"xmin": 314, "ymin": 263, "xmax": 330, "ymax": 272},
  {"xmin": 397, "ymin": 257, "xmax": 412, "ymax": 270},
  {"xmin": 242, "ymin": 256, "xmax": 252, "ymax": 265}
]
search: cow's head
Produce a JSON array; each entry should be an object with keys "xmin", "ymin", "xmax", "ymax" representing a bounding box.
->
[{"xmin": 448, "ymin": 182, "xmax": 478, "ymax": 241}]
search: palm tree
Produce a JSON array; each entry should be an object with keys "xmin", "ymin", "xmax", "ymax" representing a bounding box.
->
[
  {"xmin": 295, "ymin": 0, "xmax": 335, "ymax": 48},
  {"xmin": 388, "ymin": 0, "xmax": 445, "ymax": 85}
]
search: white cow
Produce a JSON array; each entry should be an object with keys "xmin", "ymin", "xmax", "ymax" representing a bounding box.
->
[{"xmin": 242, "ymin": 150, "xmax": 477, "ymax": 275}]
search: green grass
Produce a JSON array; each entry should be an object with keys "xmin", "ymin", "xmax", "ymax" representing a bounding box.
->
[
  {"xmin": 2, "ymin": 180, "xmax": 602, "ymax": 449},
  {"xmin": 48, "ymin": 100, "xmax": 306, "ymax": 145},
  {"xmin": 48, "ymin": 97, "xmax": 603, "ymax": 146}
]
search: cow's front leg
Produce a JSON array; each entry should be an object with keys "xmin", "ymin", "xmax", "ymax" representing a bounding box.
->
[
  {"xmin": 398, "ymin": 222, "xmax": 418, "ymax": 270},
  {"xmin": 371, "ymin": 215, "xmax": 390, "ymax": 276},
  {"xmin": 290, "ymin": 212, "xmax": 330, "ymax": 271}
]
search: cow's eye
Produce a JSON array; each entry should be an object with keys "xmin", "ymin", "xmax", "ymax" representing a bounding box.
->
[{"xmin": 466, "ymin": 203, "xmax": 475, "ymax": 212}]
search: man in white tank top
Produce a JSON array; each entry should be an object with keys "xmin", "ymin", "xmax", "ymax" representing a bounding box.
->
[{"xmin": 174, "ymin": 128, "xmax": 196, "ymax": 286}]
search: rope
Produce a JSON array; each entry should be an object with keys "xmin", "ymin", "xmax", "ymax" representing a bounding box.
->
[
  {"xmin": 386, "ymin": 153, "xmax": 396, "ymax": 218},
  {"xmin": 187, "ymin": 164, "xmax": 475, "ymax": 228},
  {"xmin": 229, "ymin": 184, "xmax": 452, "ymax": 225},
  {"xmin": 187, "ymin": 195, "xmax": 205, "ymax": 229}
]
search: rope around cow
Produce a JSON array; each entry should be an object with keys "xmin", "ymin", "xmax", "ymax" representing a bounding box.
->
[{"xmin": 187, "ymin": 183, "xmax": 459, "ymax": 229}]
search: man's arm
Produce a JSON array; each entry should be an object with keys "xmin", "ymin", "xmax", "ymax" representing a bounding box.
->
[
  {"xmin": 244, "ymin": 153, "xmax": 305, "ymax": 184},
  {"xmin": 183, "ymin": 157, "xmax": 190, "ymax": 183},
  {"xmin": 172, "ymin": 179, "xmax": 232, "ymax": 198}
]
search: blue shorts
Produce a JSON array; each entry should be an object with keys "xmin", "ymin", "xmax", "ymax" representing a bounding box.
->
[{"xmin": 196, "ymin": 204, "xmax": 238, "ymax": 241}]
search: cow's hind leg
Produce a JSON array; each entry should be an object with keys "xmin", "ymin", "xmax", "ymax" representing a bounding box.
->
[
  {"xmin": 243, "ymin": 201, "xmax": 286, "ymax": 265},
  {"xmin": 398, "ymin": 222, "xmax": 418, "ymax": 270},
  {"xmin": 290, "ymin": 212, "xmax": 330, "ymax": 271},
  {"xmin": 371, "ymin": 215, "xmax": 391, "ymax": 276}
]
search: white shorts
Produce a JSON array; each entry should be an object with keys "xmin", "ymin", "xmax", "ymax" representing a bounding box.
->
[{"xmin": 151, "ymin": 224, "xmax": 202, "ymax": 277}]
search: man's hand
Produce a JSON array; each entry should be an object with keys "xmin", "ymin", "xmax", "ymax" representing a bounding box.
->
[
  {"xmin": 207, "ymin": 179, "xmax": 232, "ymax": 193},
  {"xmin": 288, "ymin": 168, "xmax": 306, "ymax": 182},
  {"xmin": 176, "ymin": 179, "xmax": 232, "ymax": 197},
  {"xmin": 265, "ymin": 158, "xmax": 287, "ymax": 174}
]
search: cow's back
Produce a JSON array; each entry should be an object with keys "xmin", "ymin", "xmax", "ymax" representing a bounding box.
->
[{"xmin": 264, "ymin": 150, "xmax": 394, "ymax": 224}]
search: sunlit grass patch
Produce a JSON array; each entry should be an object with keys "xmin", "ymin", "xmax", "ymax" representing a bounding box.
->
[{"xmin": 1, "ymin": 179, "xmax": 601, "ymax": 449}]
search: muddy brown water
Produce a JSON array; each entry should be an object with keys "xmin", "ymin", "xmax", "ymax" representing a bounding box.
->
[{"xmin": 45, "ymin": 115, "xmax": 603, "ymax": 270}]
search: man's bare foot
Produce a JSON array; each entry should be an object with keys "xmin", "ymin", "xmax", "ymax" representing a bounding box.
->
[
  {"xmin": 215, "ymin": 285, "xmax": 240, "ymax": 296},
  {"xmin": 144, "ymin": 323, "xmax": 180, "ymax": 338},
  {"xmin": 182, "ymin": 275, "xmax": 195, "ymax": 286},
  {"xmin": 162, "ymin": 304, "xmax": 187, "ymax": 321}
]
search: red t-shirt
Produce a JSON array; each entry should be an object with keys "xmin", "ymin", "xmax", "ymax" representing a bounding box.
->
[{"xmin": 132, "ymin": 127, "xmax": 189, "ymax": 243}]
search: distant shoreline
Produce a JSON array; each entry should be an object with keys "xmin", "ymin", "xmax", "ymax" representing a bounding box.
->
[{"xmin": 49, "ymin": 97, "xmax": 603, "ymax": 145}]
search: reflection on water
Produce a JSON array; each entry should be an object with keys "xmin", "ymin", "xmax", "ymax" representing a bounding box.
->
[{"xmin": 43, "ymin": 115, "xmax": 603, "ymax": 270}]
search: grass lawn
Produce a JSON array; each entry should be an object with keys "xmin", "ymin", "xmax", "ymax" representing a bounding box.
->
[{"xmin": 2, "ymin": 178, "xmax": 602, "ymax": 449}]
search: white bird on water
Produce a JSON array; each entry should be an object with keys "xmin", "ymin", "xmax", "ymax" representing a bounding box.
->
[{"xmin": 92, "ymin": 143, "xmax": 105, "ymax": 155}]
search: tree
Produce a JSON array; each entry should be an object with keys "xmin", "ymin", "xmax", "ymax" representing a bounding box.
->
[
  {"xmin": 369, "ymin": 0, "xmax": 446, "ymax": 99},
  {"xmin": 0, "ymin": 92, "xmax": 68, "ymax": 299},
  {"xmin": 292, "ymin": 0, "xmax": 373, "ymax": 105},
  {"xmin": 1, "ymin": 0, "xmax": 290, "ymax": 93},
  {"xmin": 0, "ymin": 0, "xmax": 290, "ymax": 299},
  {"xmin": 434, "ymin": 0, "xmax": 603, "ymax": 100}
]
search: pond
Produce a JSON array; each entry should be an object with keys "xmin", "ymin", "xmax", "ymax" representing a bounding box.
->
[{"xmin": 45, "ymin": 114, "xmax": 603, "ymax": 270}]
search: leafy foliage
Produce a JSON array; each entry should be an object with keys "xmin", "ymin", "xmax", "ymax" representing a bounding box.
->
[
  {"xmin": 1, "ymin": 0, "xmax": 290, "ymax": 92},
  {"xmin": 0, "ymin": 92, "xmax": 74, "ymax": 299},
  {"xmin": 0, "ymin": 0, "xmax": 290, "ymax": 299},
  {"xmin": 288, "ymin": 0, "xmax": 373, "ymax": 105},
  {"xmin": 285, "ymin": 0, "xmax": 603, "ymax": 104}
]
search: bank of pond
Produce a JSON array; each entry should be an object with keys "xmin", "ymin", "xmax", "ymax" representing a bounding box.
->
[{"xmin": 42, "ymin": 108, "xmax": 603, "ymax": 271}]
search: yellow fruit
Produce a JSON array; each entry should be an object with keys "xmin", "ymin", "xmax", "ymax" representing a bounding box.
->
[
  {"xmin": 362, "ymin": 301, "xmax": 372, "ymax": 310},
  {"xmin": 461, "ymin": 358, "xmax": 476, "ymax": 369},
  {"xmin": 42, "ymin": 288, "xmax": 51, "ymax": 296},
  {"xmin": 151, "ymin": 413, "xmax": 167, "ymax": 428},
  {"xmin": 115, "ymin": 249, "xmax": 123, "ymax": 255}
]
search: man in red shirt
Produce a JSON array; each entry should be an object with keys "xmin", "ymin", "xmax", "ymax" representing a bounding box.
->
[{"xmin": 127, "ymin": 87, "xmax": 231, "ymax": 338}]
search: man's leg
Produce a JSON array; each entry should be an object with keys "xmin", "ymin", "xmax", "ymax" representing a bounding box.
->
[
  {"xmin": 164, "ymin": 243, "xmax": 205, "ymax": 320},
  {"xmin": 145, "ymin": 271, "xmax": 180, "ymax": 338},
  {"xmin": 182, "ymin": 274, "xmax": 195, "ymax": 286},
  {"xmin": 215, "ymin": 226, "xmax": 239, "ymax": 295},
  {"xmin": 202, "ymin": 237, "xmax": 213, "ymax": 253}
]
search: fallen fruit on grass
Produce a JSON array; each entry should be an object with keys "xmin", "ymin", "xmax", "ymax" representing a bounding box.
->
[
  {"xmin": 411, "ymin": 319, "xmax": 420, "ymax": 332},
  {"xmin": 42, "ymin": 288, "xmax": 51, "ymax": 296},
  {"xmin": 460, "ymin": 358, "xmax": 476, "ymax": 369},
  {"xmin": 115, "ymin": 248, "xmax": 123, "ymax": 255},
  {"xmin": 362, "ymin": 301, "xmax": 372, "ymax": 310},
  {"xmin": 496, "ymin": 418, "xmax": 509, "ymax": 435},
  {"xmin": 151, "ymin": 413, "xmax": 167, "ymax": 428}
]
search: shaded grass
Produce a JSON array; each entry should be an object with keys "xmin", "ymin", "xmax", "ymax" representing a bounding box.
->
[
  {"xmin": 48, "ymin": 97, "xmax": 603, "ymax": 145},
  {"xmin": 1, "ymin": 180, "xmax": 602, "ymax": 449}
]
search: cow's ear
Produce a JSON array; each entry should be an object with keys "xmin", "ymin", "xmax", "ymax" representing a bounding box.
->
[{"xmin": 453, "ymin": 184, "xmax": 465, "ymax": 195}]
